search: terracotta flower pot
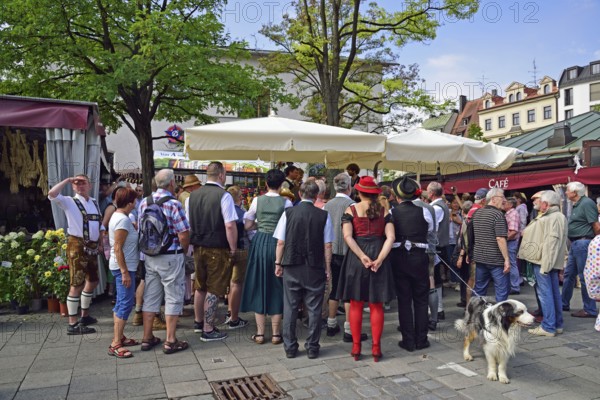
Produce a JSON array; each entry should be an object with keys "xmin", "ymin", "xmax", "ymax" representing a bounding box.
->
[
  {"xmin": 47, "ymin": 297, "xmax": 60, "ymax": 313},
  {"xmin": 59, "ymin": 302, "xmax": 68, "ymax": 317}
]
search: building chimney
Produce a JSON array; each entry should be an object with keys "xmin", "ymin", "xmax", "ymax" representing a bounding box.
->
[
  {"xmin": 491, "ymin": 89, "xmax": 498, "ymax": 97},
  {"xmin": 459, "ymin": 95, "xmax": 467, "ymax": 113},
  {"xmin": 548, "ymin": 121, "xmax": 575, "ymax": 147}
]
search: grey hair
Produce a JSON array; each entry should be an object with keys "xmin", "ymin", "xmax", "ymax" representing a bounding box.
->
[
  {"xmin": 155, "ymin": 169, "xmax": 174, "ymax": 189},
  {"xmin": 505, "ymin": 197, "xmax": 517, "ymax": 208},
  {"xmin": 333, "ymin": 173, "xmax": 351, "ymax": 193},
  {"xmin": 486, "ymin": 188, "xmax": 504, "ymax": 201},
  {"xmin": 300, "ymin": 180, "xmax": 320, "ymax": 200},
  {"xmin": 566, "ymin": 181, "xmax": 585, "ymax": 197},
  {"xmin": 427, "ymin": 181, "xmax": 443, "ymax": 197},
  {"xmin": 541, "ymin": 190, "xmax": 561, "ymax": 206},
  {"xmin": 461, "ymin": 200, "xmax": 473, "ymax": 213}
]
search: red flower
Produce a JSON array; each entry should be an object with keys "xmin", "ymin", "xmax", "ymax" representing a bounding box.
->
[
  {"xmin": 415, "ymin": 188, "xmax": 422, "ymax": 197},
  {"xmin": 57, "ymin": 265, "xmax": 69, "ymax": 271}
]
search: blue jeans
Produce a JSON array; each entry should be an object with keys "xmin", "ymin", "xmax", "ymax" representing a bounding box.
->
[
  {"xmin": 562, "ymin": 239, "xmax": 598, "ymax": 315},
  {"xmin": 533, "ymin": 265, "xmax": 563, "ymax": 333},
  {"xmin": 474, "ymin": 262, "xmax": 509, "ymax": 302},
  {"xmin": 112, "ymin": 270, "xmax": 136, "ymax": 320},
  {"xmin": 507, "ymin": 240, "xmax": 520, "ymax": 292}
]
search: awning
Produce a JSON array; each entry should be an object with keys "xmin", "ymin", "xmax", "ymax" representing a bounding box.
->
[{"xmin": 426, "ymin": 166, "xmax": 600, "ymax": 194}]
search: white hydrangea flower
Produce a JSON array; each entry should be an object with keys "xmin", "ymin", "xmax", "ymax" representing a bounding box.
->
[
  {"xmin": 26, "ymin": 249, "xmax": 36, "ymax": 256},
  {"xmin": 32, "ymin": 231, "xmax": 44, "ymax": 240},
  {"xmin": 11, "ymin": 241, "xmax": 19, "ymax": 249}
]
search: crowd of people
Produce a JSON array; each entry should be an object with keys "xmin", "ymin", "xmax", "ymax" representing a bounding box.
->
[{"xmin": 47, "ymin": 162, "xmax": 600, "ymax": 361}]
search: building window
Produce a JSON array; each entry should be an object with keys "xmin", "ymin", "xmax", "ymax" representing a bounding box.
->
[
  {"xmin": 485, "ymin": 100, "xmax": 490, "ymax": 109},
  {"xmin": 462, "ymin": 117, "xmax": 470, "ymax": 126},
  {"xmin": 498, "ymin": 116, "xmax": 505, "ymax": 128},
  {"xmin": 543, "ymin": 84, "xmax": 550, "ymax": 94},
  {"xmin": 565, "ymin": 109, "xmax": 573, "ymax": 119},
  {"xmin": 568, "ymin": 68, "xmax": 577, "ymax": 79},
  {"xmin": 485, "ymin": 119, "xmax": 492, "ymax": 131},
  {"xmin": 564, "ymin": 88, "xmax": 573, "ymax": 106},
  {"xmin": 543, "ymin": 105, "xmax": 552, "ymax": 119},
  {"xmin": 590, "ymin": 82, "xmax": 600, "ymax": 102},
  {"xmin": 516, "ymin": 92, "xmax": 522, "ymax": 101},
  {"xmin": 512, "ymin": 113, "xmax": 520, "ymax": 126},
  {"xmin": 527, "ymin": 109, "xmax": 535, "ymax": 123},
  {"xmin": 592, "ymin": 63, "xmax": 600, "ymax": 75},
  {"xmin": 508, "ymin": 94, "xmax": 514, "ymax": 103}
]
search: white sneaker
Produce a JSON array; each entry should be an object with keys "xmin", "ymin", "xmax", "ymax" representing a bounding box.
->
[
  {"xmin": 528, "ymin": 326, "xmax": 555, "ymax": 337},
  {"xmin": 556, "ymin": 328, "xmax": 564, "ymax": 334}
]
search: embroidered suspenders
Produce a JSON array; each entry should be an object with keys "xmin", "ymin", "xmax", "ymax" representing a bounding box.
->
[{"xmin": 72, "ymin": 197, "xmax": 102, "ymax": 256}]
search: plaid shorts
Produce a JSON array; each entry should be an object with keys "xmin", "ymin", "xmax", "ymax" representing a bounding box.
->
[{"xmin": 67, "ymin": 236, "xmax": 99, "ymax": 287}]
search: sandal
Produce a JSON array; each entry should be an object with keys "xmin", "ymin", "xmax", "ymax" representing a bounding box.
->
[
  {"xmin": 251, "ymin": 334, "xmax": 265, "ymax": 344},
  {"xmin": 108, "ymin": 343, "xmax": 133, "ymax": 358},
  {"xmin": 141, "ymin": 336, "xmax": 161, "ymax": 351},
  {"xmin": 271, "ymin": 334, "xmax": 283, "ymax": 345},
  {"xmin": 121, "ymin": 336, "xmax": 140, "ymax": 347},
  {"xmin": 163, "ymin": 339, "xmax": 189, "ymax": 354}
]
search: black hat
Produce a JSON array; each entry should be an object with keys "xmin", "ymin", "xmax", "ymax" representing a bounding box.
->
[{"xmin": 392, "ymin": 176, "xmax": 421, "ymax": 200}]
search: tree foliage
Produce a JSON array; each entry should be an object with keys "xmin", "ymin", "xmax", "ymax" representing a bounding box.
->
[
  {"xmin": 467, "ymin": 123, "xmax": 487, "ymax": 142},
  {"xmin": 259, "ymin": 0, "xmax": 478, "ymax": 132},
  {"xmin": 0, "ymin": 0, "xmax": 293, "ymax": 190}
]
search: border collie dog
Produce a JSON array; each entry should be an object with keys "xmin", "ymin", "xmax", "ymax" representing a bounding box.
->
[{"xmin": 454, "ymin": 297, "xmax": 534, "ymax": 384}]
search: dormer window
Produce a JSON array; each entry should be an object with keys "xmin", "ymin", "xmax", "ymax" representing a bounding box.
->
[
  {"xmin": 543, "ymin": 84, "xmax": 550, "ymax": 94},
  {"xmin": 592, "ymin": 63, "xmax": 600, "ymax": 75},
  {"xmin": 508, "ymin": 94, "xmax": 514, "ymax": 103},
  {"xmin": 462, "ymin": 117, "xmax": 470, "ymax": 126},
  {"xmin": 516, "ymin": 92, "xmax": 522, "ymax": 101},
  {"xmin": 485, "ymin": 100, "xmax": 491, "ymax": 109},
  {"xmin": 568, "ymin": 68, "xmax": 578, "ymax": 79}
]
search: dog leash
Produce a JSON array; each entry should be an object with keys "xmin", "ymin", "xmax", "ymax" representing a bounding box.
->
[{"xmin": 434, "ymin": 254, "xmax": 492, "ymax": 305}]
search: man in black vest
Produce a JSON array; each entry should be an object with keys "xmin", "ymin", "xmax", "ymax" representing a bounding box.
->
[
  {"xmin": 390, "ymin": 176, "xmax": 434, "ymax": 351},
  {"xmin": 189, "ymin": 162, "xmax": 247, "ymax": 342},
  {"xmin": 274, "ymin": 181, "xmax": 334, "ymax": 359}
]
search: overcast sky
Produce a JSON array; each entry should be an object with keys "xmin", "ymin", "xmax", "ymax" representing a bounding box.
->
[{"xmin": 220, "ymin": 0, "xmax": 599, "ymax": 106}]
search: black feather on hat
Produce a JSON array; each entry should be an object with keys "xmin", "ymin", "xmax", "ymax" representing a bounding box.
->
[{"xmin": 392, "ymin": 176, "xmax": 421, "ymax": 200}]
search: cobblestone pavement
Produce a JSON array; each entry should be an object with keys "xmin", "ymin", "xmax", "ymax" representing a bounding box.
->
[{"xmin": 1, "ymin": 284, "xmax": 600, "ymax": 400}]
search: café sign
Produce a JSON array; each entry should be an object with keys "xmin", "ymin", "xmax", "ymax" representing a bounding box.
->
[{"xmin": 488, "ymin": 177, "xmax": 509, "ymax": 189}]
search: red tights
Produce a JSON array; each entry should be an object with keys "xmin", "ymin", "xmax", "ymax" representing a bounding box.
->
[{"xmin": 349, "ymin": 300, "xmax": 383, "ymax": 356}]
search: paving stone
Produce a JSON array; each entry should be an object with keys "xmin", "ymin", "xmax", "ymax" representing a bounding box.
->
[
  {"xmin": 457, "ymin": 384, "xmax": 505, "ymax": 400},
  {"xmin": 356, "ymin": 384, "xmax": 382, "ymax": 398},
  {"xmin": 13, "ymin": 385, "xmax": 69, "ymax": 400},
  {"xmin": 333, "ymin": 369, "xmax": 358, "ymax": 379},
  {"xmin": 288, "ymin": 388, "xmax": 312, "ymax": 399},
  {"xmin": 546, "ymin": 346, "xmax": 590, "ymax": 358},
  {"xmin": 29, "ymin": 355, "xmax": 75, "ymax": 373},
  {"xmin": 433, "ymin": 387, "xmax": 460, "ymax": 399},
  {"xmin": 279, "ymin": 381, "xmax": 295, "ymax": 391},
  {"xmin": 165, "ymin": 379, "xmax": 212, "ymax": 398},
  {"xmin": 71, "ymin": 357, "xmax": 116, "ymax": 376},
  {"xmin": 310, "ymin": 382, "xmax": 336, "ymax": 396},
  {"xmin": 0, "ymin": 343, "xmax": 43, "ymax": 357},
  {"xmin": 420, "ymin": 380, "xmax": 445, "ymax": 390},
  {"xmin": 0, "ymin": 382, "xmax": 19, "ymax": 400},
  {"xmin": 435, "ymin": 373, "xmax": 482, "ymax": 390},
  {"xmin": 67, "ymin": 390, "xmax": 118, "ymax": 400},
  {"xmin": 334, "ymin": 388, "xmax": 363, "ymax": 400},
  {"xmin": 160, "ymin": 363, "xmax": 206, "ymax": 384},
  {"xmin": 0, "ymin": 354, "xmax": 36, "ymax": 370},
  {"xmin": 69, "ymin": 372, "xmax": 117, "ymax": 394},
  {"xmin": 203, "ymin": 366, "xmax": 247, "ymax": 382},
  {"xmin": 289, "ymin": 376, "xmax": 315, "ymax": 389},
  {"xmin": 19, "ymin": 369, "xmax": 72, "ymax": 390},
  {"xmin": 312, "ymin": 372, "xmax": 337, "ymax": 383},
  {"xmin": 291, "ymin": 363, "xmax": 331, "ymax": 378},
  {"xmin": 405, "ymin": 371, "xmax": 430, "ymax": 382},
  {"xmin": 0, "ymin": 366, "xmax": 29, "ymax": 384},
  {"xmin": 117, "ymin": 376, "xmax": 166, "ymax": 398},
  {"xmin": 117, "ymin": 361, "xmax": 160, "ymax": 380},
  {"xmin": 269, "ymin": 369, "xmax": 295, "ymax": 382},
  {"xmin": 417, "ymin": 394, "xmax": 442, "ymax": 400},
  {"xmin": 537, "ymin": 355, "xmax": 584, "ymax": 369}
]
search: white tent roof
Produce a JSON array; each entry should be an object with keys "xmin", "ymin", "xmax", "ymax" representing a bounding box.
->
[
  {"xmin": 381, "ymin": 128, "xmax": 522, "ymax": 175},
  {"xmin": 184, "ymin": 116, "xmax": 386, "ymax": 168}
]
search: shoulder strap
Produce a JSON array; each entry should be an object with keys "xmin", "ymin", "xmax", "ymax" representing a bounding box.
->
[
  {"xmin": 156, "ymin": 196, "xmax": 175, "ymax": 206},
  {"xmin": 146, "ymin": 195, "xmax": 154, "ymax": 206},
  {"xmin": 350, "ymin": 204, "xmax": 358, "ymax": 218}
]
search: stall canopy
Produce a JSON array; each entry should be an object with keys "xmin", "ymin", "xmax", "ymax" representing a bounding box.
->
[
  {"xmin": 184, "ymin": 115, "xmax": 386, "ymax": 168},
  {"xmin": 381, "ymin": 128, "xmax": 523, "ymax": 175}
]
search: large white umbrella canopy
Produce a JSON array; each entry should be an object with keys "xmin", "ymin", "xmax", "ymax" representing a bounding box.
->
[
  {"xmin": 184, "ymin": 116, "xmax": 386, "ymax": 168},
  {"xmin": 382, "ymin": 127, "xmax": 522, "ymax": 176}
]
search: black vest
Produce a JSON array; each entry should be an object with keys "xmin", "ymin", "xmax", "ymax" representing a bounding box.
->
[
  {"xmin": 391, "ymin": 201, "xmax": 428, "ymax": 244},
  {"xmin": 189, "ymin": 183, "xmax": 228, "ymax": 248},
  {"xmin": 282, "ymin": 201, "xmax": 328, "ymax": 267}
]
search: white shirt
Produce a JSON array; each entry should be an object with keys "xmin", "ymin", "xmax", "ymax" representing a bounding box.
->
[
  {"xmin": 203, "ymin": 181, "xmax": 238, "ymax": 224},
  {"xmin": 244, "ymin": 192, "xmax": 293, "ymax": 222},
  {"xmin": 273, "ymin": 200, "xmax": 334, "ymax": 243},
  {"xmin": 430, "ymin": 198, "xmax": 445, "ymax": 228},
  {"xmin": 49, "ymin": 193, "xmax": 103, "ymax": 241}
]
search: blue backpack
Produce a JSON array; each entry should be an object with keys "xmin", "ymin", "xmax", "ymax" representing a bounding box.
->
[{"xmin": 138, "ymin": 196, "xmax": 175, "ymax": 256}]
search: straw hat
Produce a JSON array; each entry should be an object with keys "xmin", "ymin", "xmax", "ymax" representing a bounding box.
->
[
  {"xmin": 182, "ymin": 175, "xmax": 201, "ymax": 188},
  {"xmin": 280, "ymin": 187, "xmax": 295, "ymax": 201}
]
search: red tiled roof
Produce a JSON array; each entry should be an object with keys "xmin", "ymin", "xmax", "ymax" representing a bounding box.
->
[{"xmin": 451, "ymin": 97, "xmax": 484, "ymax": 135}]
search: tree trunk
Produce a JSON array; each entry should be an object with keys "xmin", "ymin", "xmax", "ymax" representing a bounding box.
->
[{"xmin": 137, "ymin": 124, "xmax": 155, "ymax": 196}]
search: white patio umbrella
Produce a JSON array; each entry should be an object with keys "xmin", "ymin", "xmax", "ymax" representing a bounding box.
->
[
  {"xmin": 381, "ymin": 127, "xmax": 522, "ymax": 177},
  {"xmin": 184, "ymin": 116, "xmax": 386, "ymax": 168}
]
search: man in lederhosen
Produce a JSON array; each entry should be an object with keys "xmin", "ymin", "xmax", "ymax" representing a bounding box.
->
[
  {"xmin": 390, "ymin": 176, "xmax": 434, "ymax": 351},
  {"xmin": 49, "ymin": 174, "xmax": 102, "ymax": 335}
]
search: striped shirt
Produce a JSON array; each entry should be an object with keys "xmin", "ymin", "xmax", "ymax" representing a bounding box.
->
[
  {"xmin": 472, "ymin": 205, "xmax": 508, "ymax": 266},
  {"xmin": 139, "ymin": 188, "xmax": 190, "ymax": 251}
]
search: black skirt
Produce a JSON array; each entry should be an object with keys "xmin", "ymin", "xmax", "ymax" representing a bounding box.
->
[{"xmin": 336, "ymin": 236, "xmax": 396, "ymax": 303}]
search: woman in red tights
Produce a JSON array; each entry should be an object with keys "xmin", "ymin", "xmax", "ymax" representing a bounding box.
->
[{"xmin": 336, "ymin": 176, "xmax": 395, "ymax": 361}]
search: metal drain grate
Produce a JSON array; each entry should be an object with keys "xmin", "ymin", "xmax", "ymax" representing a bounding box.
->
[{"xmin": 210, "ymin": 373, "xmax": 287, "ymax": 400}]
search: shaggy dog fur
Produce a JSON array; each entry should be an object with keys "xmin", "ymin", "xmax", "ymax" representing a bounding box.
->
[{"xmin": 454, "ymin": 297, "xmax": 534, "ymax": 384}]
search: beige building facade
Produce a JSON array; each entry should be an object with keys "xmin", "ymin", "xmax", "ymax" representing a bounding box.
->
[{"xmin": 478, "ymin": 76, "xmax": 559, "ymax": 142}]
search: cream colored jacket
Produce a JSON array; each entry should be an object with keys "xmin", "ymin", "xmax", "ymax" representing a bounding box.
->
[{"xmin": 518, "ymin": 206, "xmax": 567, "ymax": 274}]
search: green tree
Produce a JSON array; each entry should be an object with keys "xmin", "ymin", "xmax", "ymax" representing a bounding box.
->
[
  {"xmin": 0, "ymin": 0, "xmax": 292, "ymax": 190},
  {"xmin": 467, "ymin": 123, "xmax": 488, "ymax": 142},
  {"xmin": 259, "ymin": 0, "xmax": 478, "ymax": 131}
]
